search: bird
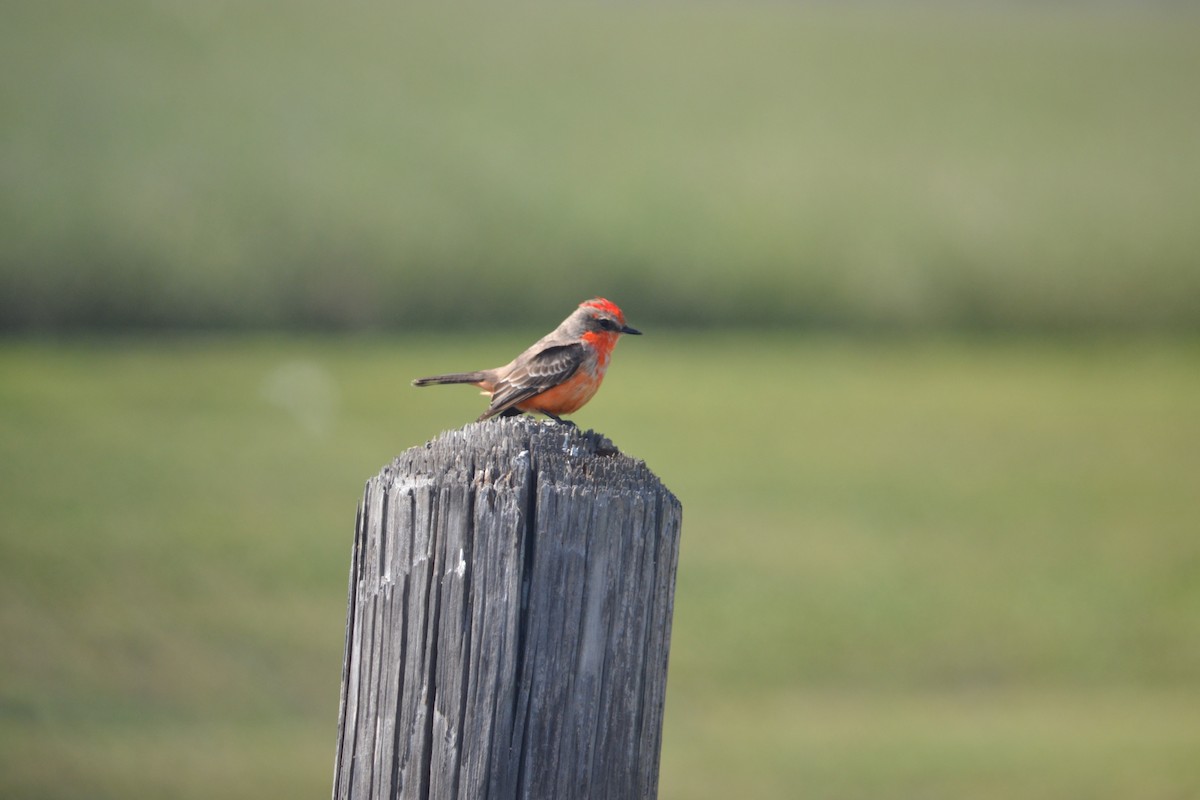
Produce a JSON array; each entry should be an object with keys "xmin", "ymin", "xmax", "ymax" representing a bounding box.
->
[{"xmin": 412, "ymin": 298, "xmax": 641, "ymax": 423}]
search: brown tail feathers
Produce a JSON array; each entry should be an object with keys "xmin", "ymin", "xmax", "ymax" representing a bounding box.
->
[{"xmin": 411, "ymin": 371, "xmax": 486, "ymax": 387}]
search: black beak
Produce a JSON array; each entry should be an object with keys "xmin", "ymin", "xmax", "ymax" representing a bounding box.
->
[{"xmin": 621, "ymin": 324, "xmax": 642, "ymax": 335}]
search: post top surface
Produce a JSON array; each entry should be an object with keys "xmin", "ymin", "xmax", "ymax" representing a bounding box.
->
[{"xmin": 379, "ymin": 417, "xmax": 678, "ymax": 505}]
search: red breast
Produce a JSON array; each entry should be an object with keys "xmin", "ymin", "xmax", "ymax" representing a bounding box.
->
[{"xmin": 515, "ymin": 369, "xmax": 604, "ymax": 415}]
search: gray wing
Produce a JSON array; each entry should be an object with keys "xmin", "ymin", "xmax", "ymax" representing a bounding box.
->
[{"xmin": 479, "ymin": 343, "xmax": 586, "ymax": 421}]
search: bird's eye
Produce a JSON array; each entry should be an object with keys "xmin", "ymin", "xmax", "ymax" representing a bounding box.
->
[{"xmin": 597, "ymin": 317, "xmax": 618, "ymax": 331}]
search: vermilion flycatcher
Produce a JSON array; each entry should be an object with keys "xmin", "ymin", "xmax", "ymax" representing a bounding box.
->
[{"xmin": 412, "ymin": 298, "xmax": 641, "ymax": 423}]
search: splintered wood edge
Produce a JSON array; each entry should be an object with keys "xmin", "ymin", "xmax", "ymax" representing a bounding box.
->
[{"xmin": 377, "ymin": 417, "xmax": 680, "ymax": 511}]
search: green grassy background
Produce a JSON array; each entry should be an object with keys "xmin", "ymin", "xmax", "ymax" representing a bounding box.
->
[
  {"xmin": 2, "ymin": 334, "xmax": 1198, "ymax": 798},
  {"xmin": 3, "ymin": 1, "xmax": 1199, "ymax": 331},
  {"xmin": 3, "ymin": 0, "xmax": 1200, "ymax": 796}
]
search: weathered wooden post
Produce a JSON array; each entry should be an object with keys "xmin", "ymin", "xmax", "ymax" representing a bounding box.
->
[{"xmin": 332, "ymin": 416, "xmax": 682, "ymax": 800}]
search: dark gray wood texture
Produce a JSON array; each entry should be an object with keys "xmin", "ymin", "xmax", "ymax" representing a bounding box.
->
[{"xmin": 333, "ymin": 417, "xmax": 682, "ymax": 800}]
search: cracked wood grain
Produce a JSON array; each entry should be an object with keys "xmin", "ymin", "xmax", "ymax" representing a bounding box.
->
[{"xmin": 333, "ymin": 417, "xmax": 682, "ymax": 800}]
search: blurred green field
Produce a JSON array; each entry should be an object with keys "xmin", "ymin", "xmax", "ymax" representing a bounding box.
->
[
  {"xmin": 4, "ymin": 2, "xmax": 1200, "ymax": 794},
  {"xmin": 3, "ymin": 1, "xmax": 1200, "ymax": 331},
  {"xmin": 1, "ymin": 333, "xmax": 1198, "ymax": 799}
]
